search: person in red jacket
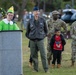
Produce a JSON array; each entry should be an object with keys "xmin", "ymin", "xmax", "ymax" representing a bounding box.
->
[{"xmin": 50, "ymin": 29, "xmax": 66, "ymax": 68}]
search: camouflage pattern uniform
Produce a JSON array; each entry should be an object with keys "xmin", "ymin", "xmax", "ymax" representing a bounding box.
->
[
  {"xmin": 47, "ymin": 11, "xmax": 67, "ymax": 62},
  {"xmin": 70, "ymin": 21, "xmax": 76, "ymax": 62}
]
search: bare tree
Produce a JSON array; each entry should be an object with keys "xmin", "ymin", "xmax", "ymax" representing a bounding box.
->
[
  {"xmin": 10, "ymin": 0, "xmax": 27, "ymax": 20},
  {"xmin": 37, "ymin": 0, "xmax": 40, "ymax": 8}
]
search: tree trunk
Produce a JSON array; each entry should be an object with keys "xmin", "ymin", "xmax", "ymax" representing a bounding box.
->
[
  {"xmin": 17, "ymin": 8, "xmax": 23, "ymax": 21},
  {"xmin": 37, "ymin": 0, "xmax": 40, "ymax": 8},
  {"xmin": 43, "ymin": 0, "xmax": 46, "ymax": 11}
]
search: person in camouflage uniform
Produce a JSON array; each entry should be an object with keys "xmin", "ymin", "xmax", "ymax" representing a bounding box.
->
[
  {"xmin": 47, "ymin": 10, "xmax": 67, "ymax": 65},
  {"xmin": 70, "ymin": 21, "xmax": 76, "ymax": 66}
]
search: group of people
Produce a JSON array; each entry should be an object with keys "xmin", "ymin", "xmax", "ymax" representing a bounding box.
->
[
  {"xmin": 21, "ymin": 9, "xmax": 46, "ymax": 30},
  {"xmin": 21, "ymin": 9, "xmax": 33, "ymax": 30},
  {"xmin": 26, "ymin": 7, "xmax": 76, "ymax": 73},
  {"xmin": 0, "ymin": 6, "xmax": 76, "ymax": 73}
]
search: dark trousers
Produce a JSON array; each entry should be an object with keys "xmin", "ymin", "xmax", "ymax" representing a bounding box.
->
[
  {"xmin": 29, "ymin": 55, "xmax": 33, "ymax": 63},
  {"xmin": 29, "ymin": 43, "xmax": 39, "ymax": 63},
  {"xmin": 30, "ymin": 40, "xmax": 48, "ymax": 71},
  {"xmin": 52, "ymin": 50, "xmax": 62, "ymax": 65}
]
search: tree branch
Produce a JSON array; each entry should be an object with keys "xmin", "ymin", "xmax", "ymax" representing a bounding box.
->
[
  {"xmin": 21, "ymin": 0, "xmax": 27, "ymax": 9},
  {"xmin": 11, "ymin": 0, "xmax": 20, "ymax": 8}
]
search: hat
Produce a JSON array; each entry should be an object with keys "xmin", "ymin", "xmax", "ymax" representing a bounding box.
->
[
  {"xmin": 33, "ymin": 7, "xmax": 39, "ymax": 11},
  {"xmin": 52, "ymin": 10, "xmax": 60, "ymax": 15},
  {"xmin": 7, "ymin": 6, "xmax": 14, "ymax": 13}
]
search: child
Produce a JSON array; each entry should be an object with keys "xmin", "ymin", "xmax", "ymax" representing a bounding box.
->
[{"xmin": 50, "ymin": 29, "xmax": 66, "ymax": 68}]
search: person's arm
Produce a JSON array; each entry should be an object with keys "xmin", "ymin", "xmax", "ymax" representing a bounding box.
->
[
  {"xmin": 14, "ymin": 23, "xmax": 19, "ymax": 30},
  {"xmin": 25, "ymin": 21, "xmax": 30, "ymax": 39},
  {"xmin": 61, "ymin": 35, "xmax": 66, "ymax": 51},
  {"xmin": 60, "ymin": 34, "xmax": 66, "ymax": 44},
  {"xmin": 0, "ymin": 21, "xmax": 3, "ymax": 31},
  {"xmin": 43, "ymin": 19, "xmax": 48, "ymax": 36},
  {"xmin": 61, "ymin": 20, "xmax": 67, "ymax": 33},
  {"xmin": 46, "ymin": 19, "xmax": 52, "ymax": 38},
  {"xmin": 70, "ymin": 22, "xmax": 76, "ymax": 40},
  {"xmin": 50, "ymin": 36, "xmax": 54, "ymax": 52}
]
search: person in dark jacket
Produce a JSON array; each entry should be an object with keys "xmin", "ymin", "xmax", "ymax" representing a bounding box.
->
[
  {"xmin": 26, "ymin": 7, "xmax": 48, "ymax": 72},
  {"xmin": 50, "ymin": 29, "xmax": 66, "ymax": 68}
]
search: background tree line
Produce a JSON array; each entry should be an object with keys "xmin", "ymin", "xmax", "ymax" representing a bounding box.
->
[{"xmin": 0, "ymin": 0, "xmax": 76, "ymax": 20}]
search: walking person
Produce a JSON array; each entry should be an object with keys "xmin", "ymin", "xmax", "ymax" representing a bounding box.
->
[
  {"xmin": 26, "ymin": 6, "xmax": 48, "ymax": 72},
  {"xmin": 50, "ymin": 29, "xmax": 66, "ymax": 68}
]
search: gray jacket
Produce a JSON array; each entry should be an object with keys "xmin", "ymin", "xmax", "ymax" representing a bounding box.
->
[{"xmin": 26, "ymin": 17, "xmax": 48, "ymax": 40}]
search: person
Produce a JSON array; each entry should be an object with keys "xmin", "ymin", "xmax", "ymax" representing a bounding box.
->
[
  {"xmin": 26, "ymin": 6, "xmax": 48, "ymax": 72},
  {"xmin": 50, "ymin": 29, "xmax": 66, "ymax": 68},
  {"xmin": 0, "ymin": 6, "xmax": 19, "ymax": 30},
  {"xmin": 28, "ymin": 12, "xmax": 33, "ymax": 19},
  {"xmin": 47, "ymin": 10, "xmax": 67, "ymax": 65},
  {"xmin": 70, "ymin": 21, "xmax": 76, "ymax": 66},
  {"xmin": 21, "ymin": 9, "xmax": 29, "ymax": 30}
]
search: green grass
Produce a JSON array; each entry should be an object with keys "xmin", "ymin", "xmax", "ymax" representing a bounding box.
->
[{"xmin": 17, "ymin": 22, "xmax": 76, "ymax": 75}]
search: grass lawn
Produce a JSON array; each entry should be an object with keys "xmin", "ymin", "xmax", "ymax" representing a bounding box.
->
[{"xmin": 17, "ymin": 22, "xmax": 76, "ymax": 75}]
